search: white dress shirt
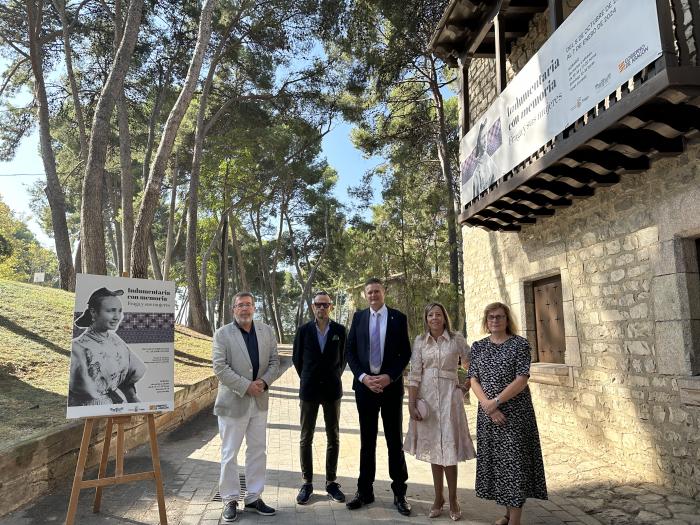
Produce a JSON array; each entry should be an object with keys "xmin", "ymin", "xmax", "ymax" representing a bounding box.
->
[{"xmin": 360, "ymin": 304, "xmax": 388, "ymax": 380}]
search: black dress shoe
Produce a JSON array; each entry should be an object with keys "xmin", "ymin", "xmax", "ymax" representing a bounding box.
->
[
  {"xmin": 326, "ymin": 481, "xmax": 345, "ymax": 502},
  {"xmin": 394, "ymin": 495, "xmax": 412, "ymax": 516},
  {"xmin": 244, "ymin": 499, "xmax": 276, "ymax": 516},
  {"xmin": 221, "ymin": 501, "xmax": 238, "ymax": 522},
  {"xmin": 346, "ymin": 491, "xmax": 375, "ymax": 509},
  {"xmin": 296, "ymin": 483, "xmax": 313, "ymax": 505}
]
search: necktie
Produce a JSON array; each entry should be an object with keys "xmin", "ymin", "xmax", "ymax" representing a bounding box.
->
[{"xmin": 370, "ymin": 312, "xmax": 381, "ymax": 372}]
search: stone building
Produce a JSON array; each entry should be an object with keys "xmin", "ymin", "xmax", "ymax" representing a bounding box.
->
[{"xmin": 431, "ymin": 0, "xmax": 700, "ymax": 496}]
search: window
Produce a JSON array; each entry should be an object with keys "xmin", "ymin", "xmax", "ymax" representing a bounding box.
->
[{"xmin": 533, "ymin": 275, "xmax": 566, "ymax": 364}]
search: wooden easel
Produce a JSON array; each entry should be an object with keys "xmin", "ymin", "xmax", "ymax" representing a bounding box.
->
[{"xmin": 64, "ymin": 413, "xmax": 167, "ymax": 525}]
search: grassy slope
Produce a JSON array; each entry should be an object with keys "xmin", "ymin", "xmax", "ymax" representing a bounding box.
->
[{"xmin": 0, "ymin": 279, "xmax": 213, "ymax": 450}]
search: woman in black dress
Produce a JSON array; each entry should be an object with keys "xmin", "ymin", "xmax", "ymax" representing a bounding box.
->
[{"xmin": 468, "ymin": 302, "xmax": 547, "ymax": 525}]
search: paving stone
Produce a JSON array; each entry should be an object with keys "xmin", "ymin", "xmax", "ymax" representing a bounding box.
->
[
  {"xmin": 668, "ymin": 495, "xmax": 697, "ymax": 504},
  {"xmin": 674, "ymin": 514, "xmax": 700, "ymax": 525},
  {"xmin": 0, "ymin": 356, "xmax": 692, "ymax": 525},
  {"xmin": 573, "ymin": 497, "xmax": 607, "ymax": 513},
  {"xmin": 613, "ymin": 485, "xmax": 648, "ymax": 496},
  {"xmin": 638, "ymin": 510, "xmax": 666, "ymax": 523},
  {"xmin": 668, "ymin": 503, "xmax": 698, "ymax": 514},
  {"xmin": 638, "ymin": 493, "xmax": 667, "ymax": 504},
  {"xmin": 646, "ymin": 503, "xmax": 673, "ymax": 517},
  {"xmin": 593, "ymin": 508, "xmax": 635, "ymax": 525}
]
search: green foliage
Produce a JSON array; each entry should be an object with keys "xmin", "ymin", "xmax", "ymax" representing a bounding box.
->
[
  {"xmin": 0, "ymin": 196, "xmax": 58, "ymax": 285},
  {"xmin": 0, "ymin": 0, "xmax": 465, "ymax": 341}
]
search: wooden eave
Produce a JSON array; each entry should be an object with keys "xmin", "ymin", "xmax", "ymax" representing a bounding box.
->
[
  {"xmin": 429, "ymin": 0, "xmax": 548, "ymax": 65},
  {"xmin": 432, "ymin": 0, "xmax": 700, "ymax": 232},
  {"xmin": 461, "ymin": 65, "xmax": 700, "ymax": 231}
]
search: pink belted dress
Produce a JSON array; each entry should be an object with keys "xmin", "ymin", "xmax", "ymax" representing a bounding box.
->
[{"xmin": 404, "ymin": 331, "xmax": 476, "ymax": 466}]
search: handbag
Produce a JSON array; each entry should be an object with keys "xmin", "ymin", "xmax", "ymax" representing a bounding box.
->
[{"xmin": 416, "ymin": 398, "xmax": 429, "ymax": 419}]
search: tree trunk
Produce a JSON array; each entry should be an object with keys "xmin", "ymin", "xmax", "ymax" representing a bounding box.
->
[
  {"xmin": 289, "ymin": 209, "xmax": 329, "ymax": 327},
  {"xmin": 198, "ymin": 217, "xmax": 223, "ymax": 333},
  {"xmin": 131, "ymin": 0, "xmax": 218, "ymax": 279},
  {"xmin": 26, "ymin": 0, "xmax": 75, "ymax": 290},
  {"xmin": 141, "ymin": 67, "xmax": 167, "ymax": 184},
  {"xmin": 266, "ymin": 204, "xmax": 287, "ymax": 342},
  {"xmin": 229, "ymin": 215, "xmax": 248, "ymax": 290},
  {"xmin": 184, "ymin": 22, "xmax": 232, "ymax": 333},
  {"xmin": 217, "ymin": 212, "xmax": 229, "ymax": 329},
  {"xmin": 149, "ymin": 233, "xmax": 163, "ymax": 280},
  {"xmin": 251, "ymin": 207, "xmax": 278, "ymax": 339},
  {"xmin": 104, "ymin": 170, "xmax": 123, "ymax": 274},
  {"xmin": 80, "ymin": 0, "xmax": 143, "ymax": 274},
  {"xmin": 163, "ymin": 158, "xmax": 178, "ymax": 280},
  {"xmin": 52, "ymin": 0, "xmax": 88, "ymax": 159},
  {"xmin": 73, "ymin": 238, "xmax": 81, "ymax": 273},
  {"xmin": 119, "ymin": 91, "xmax": 134, "ymax": 275},
  {"xmin": 172, "ymin": 197, "xmax": 188, "ymax": 255},
  {"xmin": 176, "ymin": 293, "xmax": 189, "ymax": 324},
  {"xmin": 429, "ymin": 55, "xmax": 461, "ymax": 322},
  {"xmin": 216, "ymin": 163, "xmax": 230, "ymax": 328},
  {"xmin": 105, "ymin": 207, "xmax": 119, "ymax": 272}
]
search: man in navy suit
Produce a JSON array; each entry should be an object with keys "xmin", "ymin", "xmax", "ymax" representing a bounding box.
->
[
  {"xmin": 345, "ymin": 278, "xmax": 412, "ymax": 516},
  {"xmin": 292, "ymin": 291, "xmax": 347, "ymax": 505}
]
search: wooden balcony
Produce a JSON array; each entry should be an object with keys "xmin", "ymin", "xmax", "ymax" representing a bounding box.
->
[{"xmin": 431, "ymin": 0, "xmax": 700, "ymax": 232}]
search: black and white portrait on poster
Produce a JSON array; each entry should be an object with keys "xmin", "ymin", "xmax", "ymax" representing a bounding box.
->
[
  {"xmin": 460, "ymin": 116, "xmax": 503, "ymax": 203},
  {"xmin": 66, "ymin": 273, "xmax": 176, "ymax": 419}
]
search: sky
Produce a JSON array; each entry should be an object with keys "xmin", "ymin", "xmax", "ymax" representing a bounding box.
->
[{"xmin": 0, "ymin": 117, "xmax": 381, "ymax": 250}]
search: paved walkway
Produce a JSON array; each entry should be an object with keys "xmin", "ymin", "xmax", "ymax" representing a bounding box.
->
[{"xmin": 2, "ymin": 357, "xmax": 693, "ymax": 524}]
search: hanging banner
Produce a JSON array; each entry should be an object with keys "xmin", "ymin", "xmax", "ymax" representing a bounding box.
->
[
  {"xmin": 460, "ymin": 0, "xmax": 663, "ymax": 204},
  {"xmin": 66, "ymin": 273, "xmax": 176, "ymax": 419}
]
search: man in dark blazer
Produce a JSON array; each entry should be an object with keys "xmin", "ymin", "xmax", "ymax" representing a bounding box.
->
[
  {"xmin": 292, "ymin": 290, "xmax": 347, "ymax": 505},
  {"xmin": 345, "ymin": 277, "xmax": 412, "ymax": 516}
]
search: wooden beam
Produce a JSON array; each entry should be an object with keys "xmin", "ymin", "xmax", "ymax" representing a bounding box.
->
[
  {"xmin": 544, "ymin": 166, "xmax": 621, "ymax": 186},
  {"xmin": 465, "ymin": 0, "xmax": 503, "ymax": 56},
  {"xmin": 628, "ymin": 103, "xmax": 700, "ymax": 133},
  {"xmin": 560, "ymin": 148, "xmax": 651, "ymax": 172},
  {"xmin": 596, "ymin": 128, "xmax": 686, "ymax": 154},
  {"xmin": 503, "ymin": 190, "xmax": 572, "ymax": 208},
  {"xmin": 547, "ymin": 0, "xmax": 563, "ymax": 35},
  {"xmin": 522, "ymin": 178, "xmax": 595, "ymax": 198},
  {"xmin": 507, "ymin": 0, "xmax": 548, "ymax": 14}
]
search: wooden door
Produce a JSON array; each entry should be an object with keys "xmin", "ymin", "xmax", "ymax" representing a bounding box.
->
[{"xmin": 533, "ymin": 276, "xmax": 565, "ymax": 363}]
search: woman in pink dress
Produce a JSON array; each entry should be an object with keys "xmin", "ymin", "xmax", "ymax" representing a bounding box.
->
[{"xmin": 404, "ymin": 302, "xmax": 476, "ymax": 520}]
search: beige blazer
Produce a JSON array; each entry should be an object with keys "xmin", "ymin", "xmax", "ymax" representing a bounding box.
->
[{"xmin": 212, "ymin": 320, "xmax": 280, "ymax": 418}]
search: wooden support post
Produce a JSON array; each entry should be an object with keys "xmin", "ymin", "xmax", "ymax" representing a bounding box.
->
[
  {"xmin": 548, "ymin": 0, "xmax": 564, "ymax": 35},
  {"xmin": 494, "ymin": 12, "xmax": 507, "ymax": 94},
  {"xmin": 92, "ymin": 417, "xmax": 113, "ymax": 512},
  {"xmin": 65, "ymin": 414, "xmax": 167, "ymax": 525},
  {"xmin": 65, "ymin": 419, "xmax": 94, "ymax": 525},
  {"xmin": 148, "ymin": 414, "xmax": 168, "ymax": 524}
]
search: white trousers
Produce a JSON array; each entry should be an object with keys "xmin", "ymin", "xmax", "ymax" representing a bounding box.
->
[{"xmin": 218, "ymin": 403, "xmax": 268, "ymax": 505}]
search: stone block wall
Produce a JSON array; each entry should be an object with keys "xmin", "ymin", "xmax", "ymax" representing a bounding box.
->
[
  {"xmin": 462, "ymin": 143, "xmax": 700, "ymax": 496},
  {"xmin": 459, "ymin": 1, "xmax": 700, "ymax": 497}
]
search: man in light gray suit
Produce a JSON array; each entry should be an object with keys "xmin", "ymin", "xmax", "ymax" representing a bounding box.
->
[{"xmin": 213, "ymin": 291, "xmax": 280, "ymax": 522}]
